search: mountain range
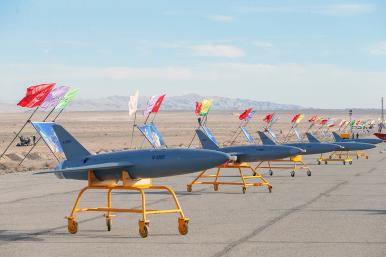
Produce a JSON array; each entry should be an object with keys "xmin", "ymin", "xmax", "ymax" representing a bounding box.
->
[{"xmin": 0, "ymin": 94, "xmax": 304, "ymax": 112}]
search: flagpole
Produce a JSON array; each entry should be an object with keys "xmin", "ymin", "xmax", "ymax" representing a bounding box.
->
[
  {"xmin": 229, "ymin": 120, "xmax": 244, "ymax": 145},
  {"xmin": 188, "ymin": 115, "xmax": 206, "ymax": 148},
  {"xmin": 0, "ymin": 107, "xmax": 40, "ymax": 160},
  {"xmin": 18, "ymin": 106, "xmax": 67, "ymax": 166},
  {"xmin": 129, "ymin": 111, "xmax": 137, "ymax": 149},
  {"xmin": 230, "ymin": 120, "xmax": 250, "ymax": 145}
]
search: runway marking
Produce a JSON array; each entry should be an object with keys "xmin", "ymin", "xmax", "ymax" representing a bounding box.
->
[{"xmin": 211, "ymin": 166, "xmax": 378, "ymax": 257}]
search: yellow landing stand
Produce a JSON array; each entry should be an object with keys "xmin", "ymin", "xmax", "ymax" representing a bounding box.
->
[
  {"xmin": 186, "ymin": 162, "xmax": 272, "ymax": 194},
  {"xmin": 255, "ymin": 155, "xmax": 311, "ymax": 177},
  {"xmin": 356, "ymin": 151, "xmax": 369, "ymax": 160},
  {"xmin": 318, "ymin": 151, "xmax": 353, "ymax": 165},
  {"xmin": 66, "ymin": 170, "xmax": 189, "ymax": 238}
]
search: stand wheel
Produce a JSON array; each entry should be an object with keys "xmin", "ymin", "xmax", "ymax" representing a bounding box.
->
[
  {"xmin": 317, "ymin": 161, "xmax": 321, "ymax": 165},
  {"xmin": 253, "ymin": 172, "xmax": 257, "ymax": 176},
  {"xmin": 307, "ymin": 170, "xmax": 311, "ymax": 177},
  {"xmin": 290, "ymin": 171, "xmax": 295, "ymax": 177},
  {"xmin": 366, "ymin": 156, "xmax": 369, "ymax": 159},
  {"xmin": 242, "ymin": 186, "xmax": 247, "ymax": 194},
  {"xmin": 106, "ymin": 218, "xmax": 112, "ymax": 231},
  {"xmin": 269, "ymin": 170, "xmax": 273, "ymax": 176},
  {"xmin": 343, "ymin": 161, "xmax": 346, "ymax": 165},
  {"xmin": 138, "ymin": 220, "xmax": 149, "ymax": 238},
  {"xmin": 187, "ymin": 185, "xmax": 192, "ymax": 192},
  {"xmin": 178, "ymin": 218, "xmax": 189, "ymax": 235},
  {"xmin": 213, "ymin": 184, "xmax": 219, "ymax": 191},
  {"xmin": 357, "ymin": 156, "xmax": 359, "ymax": 159},
  {"xmin": 325, "ymin": 161, "xmax": 327, "ymax": 165},
  {"xmin": 349, "ymin": 161, "xmax": 352, "ymax": 165},
  {"xmin": 67, "ymin": 219, "xmax": 78, "ymax": 234},
  {"xmin": 268, "ymin": 186, "xmax": 272, "ymax": 193}
]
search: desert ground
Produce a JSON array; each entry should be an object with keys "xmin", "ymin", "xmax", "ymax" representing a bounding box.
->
[
  {"xmin": 0, "ymin": 110, "xmax": 385, "ymax": 257},
  {"xmin": 0, "ymin": 109, "xmax": 381, "ymax": 173}
]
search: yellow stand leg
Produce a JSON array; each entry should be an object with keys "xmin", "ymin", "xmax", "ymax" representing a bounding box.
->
[
  {"xmin": 187, "ymin": 162, "xmax": 272, "ymax": 194},
  {"xmin": 66, "ymin": 170, "xmax": 189, "ymax": 238}
]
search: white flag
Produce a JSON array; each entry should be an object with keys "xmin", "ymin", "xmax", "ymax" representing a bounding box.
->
[{"xmin": 128, "ymin": 90, "xmax": 139, "ymax": 117}]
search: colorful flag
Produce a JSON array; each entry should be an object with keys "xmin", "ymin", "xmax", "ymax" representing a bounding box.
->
[
  {"xmin": 128, "ymin": 90, "xmax": 139, "ymax": 117},
  {"xmin": 263, "ymin": 113, "xmax": 274, "ymax": 123},
  {"xmin": 56, "ymin": 88, "xmax": 79, "ymax": 109},
  {"xmin": 308, "ymin": 115, "xmax": 318, "ymax": 123},
  {"xmin": 239, "ymin": 108, "xmax": 253, "ymax": 120},
  {"xmin": 320, "ymin": 118, "xmax": 328, "ymax": 125},
  {"xmin": 199, "ymin": 99, "xmax": 213, "ymax": 116},
  {"xmin": 41, "ymin": 86, "xmax": 70, "ymax": 109},
  {"xmin": 195, "ymin": 102, "xmax": 202, "ymax": 116},
  {"xmin": 17, "ymin": 83, "xmax": 55, "ymax": 108},
  {"xmin": 144, "ymin": 94, "xmax": 166, "ymax": 116},
  {"xmin": 356, "ymin": 120, "xmax": 361, "ymax": 125},
  {"xmin": 270, "ymin": 114, "xmax": 279, "ymax": 125},
  {"xmin": 246, "ymin": 109, "xmax": 257, "ymax": 121},
  {"xmin": 291, "ymin": 113, "xmax": 304, "ymax": 124}
]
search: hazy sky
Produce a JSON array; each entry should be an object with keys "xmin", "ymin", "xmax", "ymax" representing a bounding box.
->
[{"xmin": 0, "ymin": 0, "xmax": 385, "ymax": 108}]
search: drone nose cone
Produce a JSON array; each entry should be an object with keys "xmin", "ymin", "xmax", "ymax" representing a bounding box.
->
[{"xmin": 204, "ymin": 150, "xmax": 230, "ymax": 166}]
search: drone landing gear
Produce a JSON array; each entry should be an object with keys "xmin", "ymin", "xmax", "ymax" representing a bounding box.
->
[
  {"xmin": 187, "ymin": 162, "xmax": 272, "ymax": 194},
  {"xmin": 319, "ymin": 151, "xmax": 353, "ymax": 165},
  {"xmin": 255, "ymin": 155, "xmax": 311, "ymax": 178},
  {"xmin": 66, "ymin": 170, "xmax": 189, "ymax": 238}
]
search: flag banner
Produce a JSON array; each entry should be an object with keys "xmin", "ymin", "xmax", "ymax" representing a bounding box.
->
[
  {"xmin": 200, "ymin": 99, "xmax": 213, "ymax": 116},
  {"xmin": 202, "ymin": 126, "xmax": 218, "ymax": 145},
  {"xmin": 144, "ymin": 94, "xmax": 166, "ymax": 116},
  {"xmin": 339, "ymin": 120, "xmax": 347, "ymax": 129},
  {"xmin": 267, "ymin": 128, "xmax": 278, "ymax": 143},
  {"xmin": 356, "ymin": 120, "xmax": 361, "ymax": 125},
  {"xmin": 41, "ymin": 86, "xmax": 70, "ymax": 109},
  {"xmin": 195, "ymin": 102, "xmax": 202, "ymax": 116},
  {"xmin": 241, "ymin": 127, "xmax": 254, "ymax": 143},
  {"xmin": 246, "ymin": 110, "xmax": 256, "ymax": 121},
  {"xmin": 128, "ymin": 90, "xmax": 139, "ymax": 117},
  {"xmin": 56, "ymin": 88, "xmax": 79, "ymax": 109},
  {"xmin": 320, "ymin": 118, "xmax": 328, "ymax": 125},
  {"xmin": 308, "ymin": 115, "xmax": 318, "ymax": 123},
  {"xmin": 138, "ymin": 123, "xmax": 166, "ymax": 148},
  {"xmin": 17, "ymin": 83, "xmax": 55, "ymax": 108},
  {"xmin": 269, "ymin": 114, "xmax": 279, "ymax": 125},
  {"xmin": 31, "ymin": 122, "xmax": 64, "ymax": 153},
  {"xmin": 327, "ymin": 119, "xmax": 336, "ymax": 127},
  {"xmin": 291, "ymin": 113, "xmax": 304, "ymax": 124},
  {"xmin": 239, "ymin": 108, "xmax": 253, "ymax": 120},
  {"xmin": 263, "ymin": 113, "xmax": 274, "ymax": 123},
  {"xmin": 293, "ymin": 127, "xmax": 302, "ymax": 141}
]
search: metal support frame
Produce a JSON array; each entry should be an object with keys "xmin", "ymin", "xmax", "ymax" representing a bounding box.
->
[
  {"xmin": 186, "ymin": 162, "xmax": 272, "ymax": 194},
  {"xmin": 318, "ymin": 151, "xmax": 353, "ymax": 165},
  {"xmin": 66, "ymin": 170, "xmax": 189, "ymax": 238},
  {"xmin": 254, "ymin": 155, "xmax": 311, "ymax": 177}
]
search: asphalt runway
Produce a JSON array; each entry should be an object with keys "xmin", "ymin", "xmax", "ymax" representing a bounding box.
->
[{"xmin": 0, "ymin": 149, "xmax": 385, "ymax": 257}]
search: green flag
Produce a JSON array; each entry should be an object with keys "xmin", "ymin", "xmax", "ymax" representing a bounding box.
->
[{"xmin": 56, "ymin": 88, "xmax": 79, "ymax": 109}]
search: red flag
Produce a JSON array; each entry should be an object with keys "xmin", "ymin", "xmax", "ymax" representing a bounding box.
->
[
  {"xmin": 291, "ymin": 113, "xmax": 301, "ymax": 124},
  {"xmin": 195, "ymin": 102, "xmax": 202, "ymax": 116},
  {"xmin": 151, "ymin": 94, "xmax": 166, "ymax": 113},
  {"xmin": 239, "ymin": 108, "xmax": 253, "ymax": 120},
  {"xmin": 17, "ymin": 83, "xmax": 55, "ymax": 108},
  {"xmin": 263, "ymin": 113, "xmax": 273, "ymax": 123},
  {"xmin": 320, "ymin": 118, "xmax": 328, "ymax": 125}
]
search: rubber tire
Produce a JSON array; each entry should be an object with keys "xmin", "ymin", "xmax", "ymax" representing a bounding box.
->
[
  {"xmin": 139, "ymin": 225, "xmax": 148, "ymax": 238},
  {"xmin": 307, "ymin": 170, "xmax": 311, "ymax": 177},
  {"xmin": 290, "ymin": 171, "xmax": 295, "ymax": 177},
  {"xmin": 178, "ymin": 222, "xmax": 189, "ymax": 236},
  {"xmin": 269, "ymin": 170, "xmax": 273, "ymax": 176}
]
